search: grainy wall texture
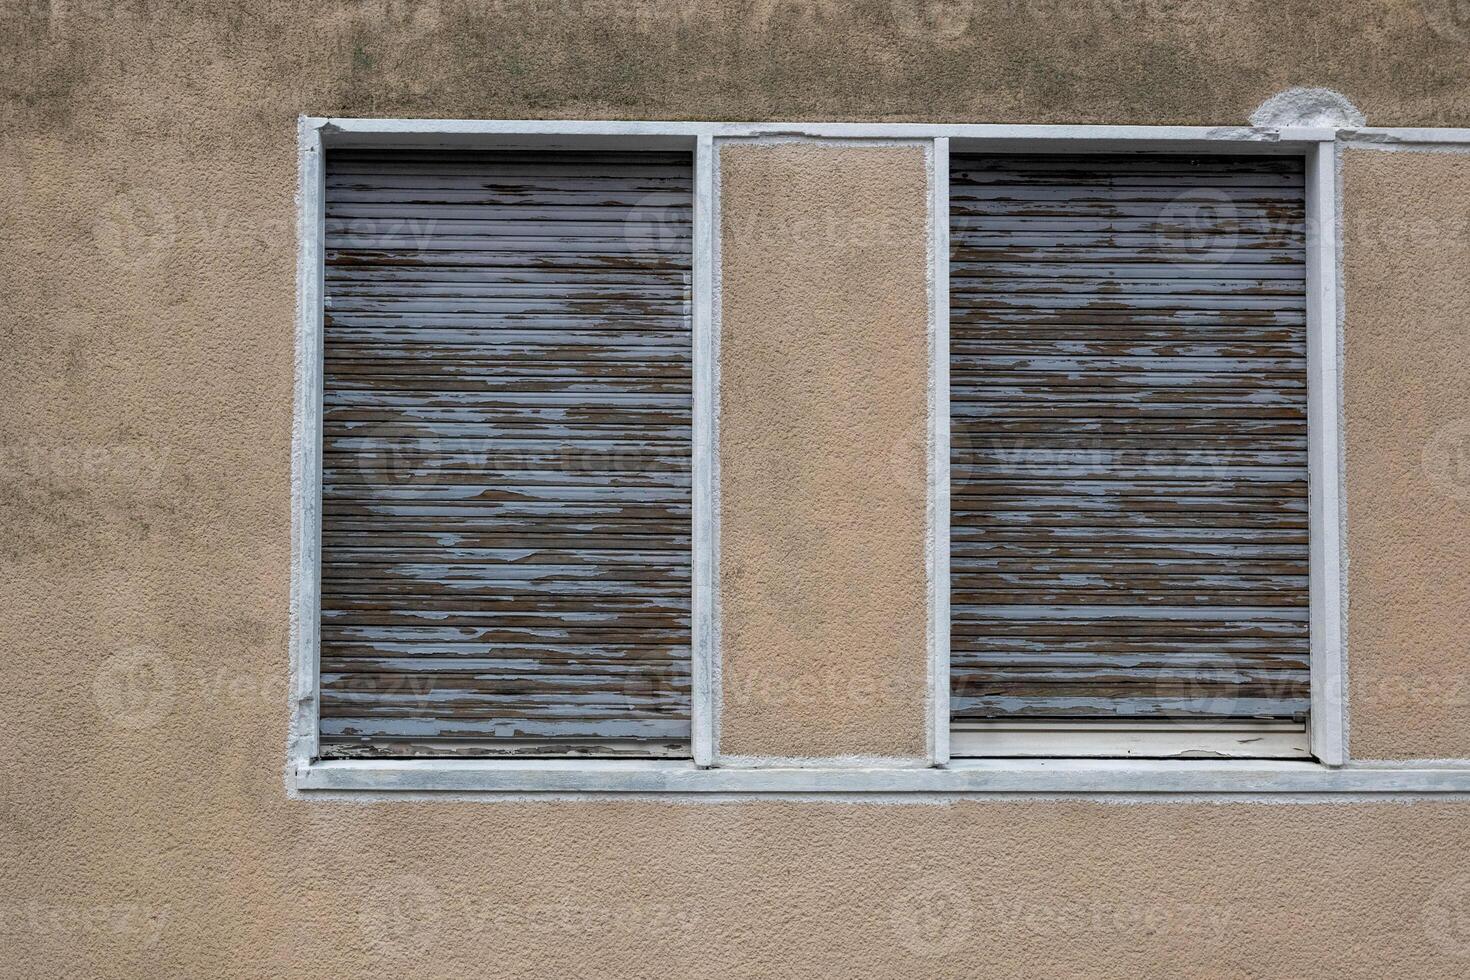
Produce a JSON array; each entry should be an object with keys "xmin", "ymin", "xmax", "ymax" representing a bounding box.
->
[
  {"xmin": 9, "ymin": 1, "xmax": 1470, "ymax": 129},
  {"xmin": 1342, "ymin": 148, "xmax": 1470, "ymax": 761},
  {"xmin": 717, "ymin": 142, "xmax": 930, "ymax": 759},
  {"xmin": 5, "ymin": 2, "xmax": 1470, "ymax": 978}
]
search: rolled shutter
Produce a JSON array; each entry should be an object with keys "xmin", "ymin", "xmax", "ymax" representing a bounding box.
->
[
  {"xmin": 949, "ymin": 153, "xmax": 1310, "ymax": 729},
  {"xmin": 319, "ymin": 149, "xmax": 692, "ymax": 758}
]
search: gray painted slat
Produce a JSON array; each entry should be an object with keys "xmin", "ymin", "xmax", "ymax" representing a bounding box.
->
[
  {"xmin": 954, "ymin": 492, "xmax": 1305, "ymax": 510},
  {"xmin": 319, "ymin": 717, "xmax": 689, "ymax": 740},
  {"xmin": 330, "ymin": 234, "xmax": 691, "ymax": 252},
  {"xmin": 952, "ymin": 339, "xmax": 1304, "ymax": 355},
  {"xmin": 326, "ymin": 311, "xmax": 689, "ymax": 325},
  {"xmin": 323, "ymin": 469, "xmax": 690, "ymax": 490},
  {"xmin": 952, "ymin": 232, "xmax": 1303, "ymax": 250},
  {"xmin": 320, "ymin": 625, "xmax": 691, "ymax": 645},
  {"xmin": 952, "ymin": 261, "xmax": 1304, "ymax": 280},
  {"xmin": 325, "ymin": 205, "xmax": 692, "ymax": 224},
  {"xmin": 953, "ymin": 512, "xmax": 1307, "ymax": 533},
  {"xmin": 955, "ymin": 293, "xmax": 1306, "ymax": 312},
  {"xmin": 323, "ymin": 334, "xmax": 691, "ymax": 352},
  {"xmin": 322, "ymin": 657, "xmax": 687, "ymax": 673},
  {"xmin": 951, "ymin": 246, "xmax": 1305, "ymax": 265},
  {"xmin": 330, "ymin": 285, "xmax": 690, "ymax": 302},
  {"xmin": 950, "ymin": 155, "xmax": 1302, "ymax": 174},
  {"xmin": 951, "ymin": 404, "xmax": 1306, "ymax": 421},
  {"xmin": 950, "ymin": 153, "xmax": 1310, "ymax": 727},
  {"xmin": 328, "ymin": 249, "xmax": 687, "ymax": 269},
  {"xmin": 950, "ymin": 185, "xmax": 1303, "ymax": 202},
  {"xmin": 326, "ymin": 405, "xmax": 689, "ymax": 424},
  {"xmin": 321, "ymin": 149, "xmax": 693, "ymax": 759},
  {"xmin": 325, "ymin": 169, "xmax": 691, "ymax": 184},
  {"xmin": 328, "ymin": 293, "xmax": 687, "ymax": 312},
  {"xmin": 952, "ymin": 308, "xmax": 1306, "ymax": 326},
  {"xmin": 952, "ymin": 202, "xmax": 1303, "ymax": 223},
  {"xmin": 326, "ymin": 388, "xmax": 689, "ymax": 406},
  {"xmin": 322, "ymin": 548, "xmax": 688, "ymax": 568},
  {"xmin": 329, "ymin": 290, "xmax": 691, "ymax": 308},
  {"xmin": 327, "ymin": 266, "xmax": 690, "ymax": 284},
  {"xmin": 953, "ymin": 382, "xmax": 1306, "ymax": 399},
  {"xmin": 328, "ymin": 194, "xmax": 691, "ymax": 212},
  {"xmin": 327, "ymin": 343, "xmax": 690, "ymax": 363},
  {"xmin": 951, "ymin": 278, "xmax": 1304, "ymax": 298}
]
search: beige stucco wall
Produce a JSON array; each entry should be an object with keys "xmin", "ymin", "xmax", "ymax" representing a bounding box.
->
[
  {"xmin": 717, "ymin": 142, "xmax": 930, "ymax": 759},
  {"xmin": 7, "ymin": 1, "xmax": 1470, "ymax": 129},
  {"xmin": 1342, "ymin": 148, "xmax": 1470, "ymax": 760},
  {"xmin": 6, "ymin": 3, "xmax": 1470, "ymax": 978}
]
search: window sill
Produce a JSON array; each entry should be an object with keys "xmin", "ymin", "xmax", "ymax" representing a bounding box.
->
[{"xmin": 291, "ymin": 757, "xmax": 1470, "ymax": 798}]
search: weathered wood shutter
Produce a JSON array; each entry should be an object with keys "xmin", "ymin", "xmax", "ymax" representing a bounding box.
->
[
  {"xmin": 949, "ymin": 153, "xmax": 1310, "ymax": 730},
  {"xmin": 319, "ymin": 149, "xmax": 693, "ymax": 758}
]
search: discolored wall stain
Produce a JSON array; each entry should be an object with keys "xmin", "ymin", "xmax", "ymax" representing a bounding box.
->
[{"xmin": 4, "ymin": 1, "xmax": 1470, "ymax": 133}]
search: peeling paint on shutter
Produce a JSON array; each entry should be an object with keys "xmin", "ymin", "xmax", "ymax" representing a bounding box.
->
[
  {"xmin": 319, "ymin": 149, "xmax": 693, "ymax": 758},
  {"xmin": 949, "ymin": 154, "xmax": 1310, "ymax": 727}
]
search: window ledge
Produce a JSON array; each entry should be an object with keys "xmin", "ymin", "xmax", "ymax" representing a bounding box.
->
[{"xmin": 291, "ymin": 758, "xmax": 1470, "ymax": 798}]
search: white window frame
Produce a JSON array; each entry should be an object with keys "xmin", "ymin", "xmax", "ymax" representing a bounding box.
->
[
  {"xmin": 289, "ymin": 116, "xmax": 1470, "ymax": 798},
  {"xmin": 288, "ymin": 120, "xmax": 718, "ymax": 779}
]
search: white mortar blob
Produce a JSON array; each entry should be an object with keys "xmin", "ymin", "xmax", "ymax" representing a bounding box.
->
[{"xmin": 1251, "ymin": 88, "xmax": 1365, "ymax": 129}]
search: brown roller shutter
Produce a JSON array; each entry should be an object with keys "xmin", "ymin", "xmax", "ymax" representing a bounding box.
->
[
  {"xmin": 949, "ymin": 153, "xmax": 1310, "ymax": 737},
  {"xmin": 318, "ymin": 149, "xmax": 692, "ymax": 758}
]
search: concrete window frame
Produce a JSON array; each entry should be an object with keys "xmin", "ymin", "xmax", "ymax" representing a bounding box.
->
[
  {"xmin": 932, "ymin": 135, "xmax": 1343, "ymax": 765},
  {"xmin": 290, "ymin": 117, "xmax": 1470, "ymax": 799},
  {"xmin": 289, "ymin": 120, "xmax": 720, "ymax": 780}
]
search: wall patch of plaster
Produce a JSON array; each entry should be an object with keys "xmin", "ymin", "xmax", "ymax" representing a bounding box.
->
[{"xmin": 1251, "ymin": 88, "xmax": 1366, "ymax": 129}]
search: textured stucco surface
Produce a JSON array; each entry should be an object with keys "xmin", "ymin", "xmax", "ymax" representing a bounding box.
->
[
  {"xmin": 1342, "ymin": 148, "xmax": 1470, "ymax": 760},
  {"xmin": 8, "ymin": 1, "xmax": 1470, "ymax": 128},
  {"xmin": 716, "ymin": 142, "xmax": 930, "ymax": 759},
  {"xmin": 11, "ymin": 799, "xmax": 1470, "ymax": 977},
  {"xmin": 5, "ymin": 3, "xmax": 1470, "ymax": 978}
]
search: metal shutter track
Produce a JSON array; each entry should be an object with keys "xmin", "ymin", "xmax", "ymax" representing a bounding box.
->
[
  {"xmin": 320, "ymin": 149, "xmax": 693, "ymax": 758},
  {"xmin": 949, "ymin": 153, "xmax": 1310, "ymax": 724}
]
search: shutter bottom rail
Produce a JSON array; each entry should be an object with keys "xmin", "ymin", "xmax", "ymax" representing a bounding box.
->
[{"xmin": 950, "ymin": 719, "xmax": 1311, "ymax": 760}]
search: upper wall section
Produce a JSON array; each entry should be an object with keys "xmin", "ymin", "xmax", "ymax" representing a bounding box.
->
[
  {"xmin": 1342, "ymin": 146, "xmax": 1470, "ymax": 760},
  {"xmin": 6, "ymin": 1, "xmax": 1470, "ymax": 135}
]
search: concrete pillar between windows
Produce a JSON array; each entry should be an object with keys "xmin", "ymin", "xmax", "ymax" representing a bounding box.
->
[{"xmin": 715, "ymin": 140, "xmax": 932, "ymax": 762}]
